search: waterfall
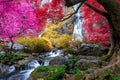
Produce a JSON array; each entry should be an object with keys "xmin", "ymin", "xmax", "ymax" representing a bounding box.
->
[{"xmin": 72, "ymin": 4, "xmax": 83, "ymax": 41}]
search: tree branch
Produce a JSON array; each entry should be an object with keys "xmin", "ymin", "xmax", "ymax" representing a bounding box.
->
[
  {"xmin": 60, "ymin": 2, "xmax": 84, "ymax": 21},
  {"xmin": 65, "ymin": 0, "xmax": 87, "ymax": 7},
  {"xmin": 85, "ymin": 2, "xmax": 108, "ymax": 17}
]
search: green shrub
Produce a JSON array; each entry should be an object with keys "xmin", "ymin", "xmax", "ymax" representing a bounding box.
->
[
  {"xmin": 30, "ymin": 65, "xmax": 66, "ymax": 80},
  {"xmin": 17, "ymin": 37, "xmax": 53, "ymax": 53}
]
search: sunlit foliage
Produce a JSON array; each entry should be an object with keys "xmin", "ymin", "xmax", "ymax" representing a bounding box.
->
[
  {"xmin": 42, "ymin": 23, "xmax": 72, "ymax": 48},
  {"xmin": 17, "ymin": 37, "xmax": 53, "ymax": 53}
]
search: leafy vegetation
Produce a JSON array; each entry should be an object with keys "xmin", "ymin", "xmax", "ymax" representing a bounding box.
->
[
  {"xmin": 69, "ymin": 69, "xmax": 81, "ymax": 74},
  {"xmin": 82, "ymin": 0, "xmax": 110, "ymax": 47},
  {"xmin": 17, "ymin": 37, "xmax": 53, "ymax": 53},
  {"xmin": 42, "ymin": 23, "xmax": 72, "ymax": 48},
  {"xmin": 56, "ymin": 34, "xmax": 72, "ymax": 48}
]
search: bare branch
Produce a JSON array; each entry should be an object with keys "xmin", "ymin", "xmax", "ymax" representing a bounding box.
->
[
  {"xmin": 60, "ymin": 2, "xmax": 84, "ymax": 22},
  {"xmin": 65, "ymin": 0, "xmax": 87, "ymax": 7},
  {"xmin": 85, "ymin": 2, "xmax": 108, "ymax": 17}
]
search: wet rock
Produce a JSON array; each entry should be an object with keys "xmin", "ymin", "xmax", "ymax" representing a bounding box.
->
[
  {"xmin": 14, "ymin": 58, "xmax": 34, "ymax": 71},
  {"xmin": 32, "ymin": 53, "xmax": 39, "ymax": 56},
  {"xmin": 36, "ymin": 55, "xmax": 45, "ymax": 65},
  {"xmin": 78, "ymin": 43, "xmax": 108, "ymax": 56},
  {"xmin": 75, "ymin": 56, "xmax": 102, "ymax": 70},
  {"xmin": 0, "ymin": 63, "xmax": 9, "ymax": 77},
  {"xmin": 49, "ymin": 56, "xmax": 68, "ymax": 65}
]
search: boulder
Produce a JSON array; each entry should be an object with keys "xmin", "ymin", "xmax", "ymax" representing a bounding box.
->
[
  {"xmin": 29, "ymin": 65, "xmax": 66, "ymax": 80},
  {"xmin": 78, "ymin": 43, "xmax": 108, "ymax": 56},
  {"xmin": 0, "ymin": 63, "xmax": 9, "ymax": 77},
  {"xmin": 75, "ymin": 56, "xmax": 102, "ymax": 70},
  {"xmin": 49, "ymin": 56, "xmax": 68, "ymax": 65}
]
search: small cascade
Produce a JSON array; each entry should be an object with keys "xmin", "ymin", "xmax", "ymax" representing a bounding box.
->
[
  {"xmin": 0, "ymin": 60, "xmax": 40, "ymax": 80},
  {"xmin": 43, "ymin": 49, "xmax": 63, "ymax": 66},
  {"xmin": 8, "ymin": 60, "xmax": 40, "ymax": 80},
  {"xmin": 72, "ymin": 4, "xmax": 83, "ymax": 41},
  {"xmin": 48, "ymin": 49, "xmax": 63, "ymax": 57}
]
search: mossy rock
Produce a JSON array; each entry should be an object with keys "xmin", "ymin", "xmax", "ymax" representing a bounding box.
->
[
  {"xmin": 75, "ymin": 56, "xmax": 102, "ymax": 70},
  {"xmin": 30, "ymin": 65, "xmax": 66, "ymax": 80},
  {"xmin": 85, "ymin": 70, "xmax": 113, "ymax": 80},
  {"xmin": 0, "ymin": 53, "xmax": 28, "ymax": 65},
  {"xmin": 69, "ymin": 72, "xmax": 86, "ymax": 80}
]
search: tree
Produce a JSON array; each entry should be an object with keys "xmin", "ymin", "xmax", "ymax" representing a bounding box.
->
[
  {"xmin": 0, "ymin": 0, "xmax": 41, "ymax": 48},
  {"xmin": 65, "ymin": 0, "xmax": 120, "ymax": 79}
]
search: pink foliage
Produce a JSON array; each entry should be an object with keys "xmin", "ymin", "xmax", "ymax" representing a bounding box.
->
[
  {"xmin": 81, "ymin": 0, "xmax": 110, "ymax": 47},
  {"xmin": 0, "ymin": 0, "xmax": 42, "ymax": 41},
  {"xmin": 0, "ymin": 0, "xmax": 65, "ymax": 42}
]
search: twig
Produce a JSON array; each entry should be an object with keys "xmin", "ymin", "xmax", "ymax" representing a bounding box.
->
[
  {"xmin": 60, "ymin": 2, "xmax": 84, "ymax": 22},
  {"xmin": 85, "ymin": 2, "xmax": 108, "ymax": 17}
]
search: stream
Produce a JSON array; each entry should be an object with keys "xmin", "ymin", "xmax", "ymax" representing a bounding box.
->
[{"xmin": 0, "ymin": 49, "xmax": 63, "ymax": 80}]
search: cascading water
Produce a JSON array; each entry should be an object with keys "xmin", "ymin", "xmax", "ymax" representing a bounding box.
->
[
  {"xmin": 0, "ymin": 49, "xmax": 63, "ymax": 80},
  {"xmin": 43, "ymin": 49, "xmax": 63, "ymax": 66},
  {"xmin": 0, "ymin": 60, "xmax": 40, "ymax": 80},
  {"xmin": 72, "ymin": 4, "xmax": 83, "ymax": 41}
]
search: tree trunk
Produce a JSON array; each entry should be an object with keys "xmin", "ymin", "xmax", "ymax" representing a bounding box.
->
[{"xmin": 96, "ymin": 0, "xmax": 120, "ymax": 61}]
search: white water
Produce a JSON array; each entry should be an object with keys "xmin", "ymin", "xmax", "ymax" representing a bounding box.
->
[
  {"xmin": 43, "ymin": 49, "xmax": 63, "ymax": 66},
  {"xmin": 7, "ymin": 65, "xmax": 15, "ymax": 74},
  {"xmin": 7, "ymin": 60, "xmax": 40, "ymax": 80},
  {"xmin": 72, "ymin": 4, "xmax": 83, "ymax": 41}
]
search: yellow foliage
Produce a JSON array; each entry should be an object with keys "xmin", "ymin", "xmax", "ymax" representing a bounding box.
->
[
  {"xmin": 42, "ymin": 23, "xmax": 73, "ymax": 48},
  {"xmin": 37, "ymin": 78, "xmax": 44, "ymax": 80},
  {"xmin": 56, "ymin": 34, "xmax": 72, "ymax": 48},
  {"xmin": 70, "ymin": 40, "xmax": 82, "ymax": 49},
  {"xmin": 17, "ymin": 37, "xmax": 53, "ymax": 53},
  {"xmin": 42, "ymin": 23, "xmax": 61, "ymax": 46}
]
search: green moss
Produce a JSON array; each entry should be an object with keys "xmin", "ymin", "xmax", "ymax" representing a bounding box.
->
[
  {"xmin": 69, "ymin": 68, "xmax": 81, "ymax": 74},
  {"xmin": 112, "ymin": 76, "xmax": 120, "ymax": 80},
  {"xmin": 30, "ymin": 65, "xmax": 66, "ymax": 80},
  {"xmin": 96, "ymin": 53, "xmax": 104, "ymax": 57},
  {"xmin": 0, "ymin": 53, "xmax": 28, "ymax": 64},
  {"xmin": 67, "ymin": 56, "xmax": 80, "ymax": 68},
  {"xmin": 70, "ymin": 72, "xmax": 86, "ymax": 80}
]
